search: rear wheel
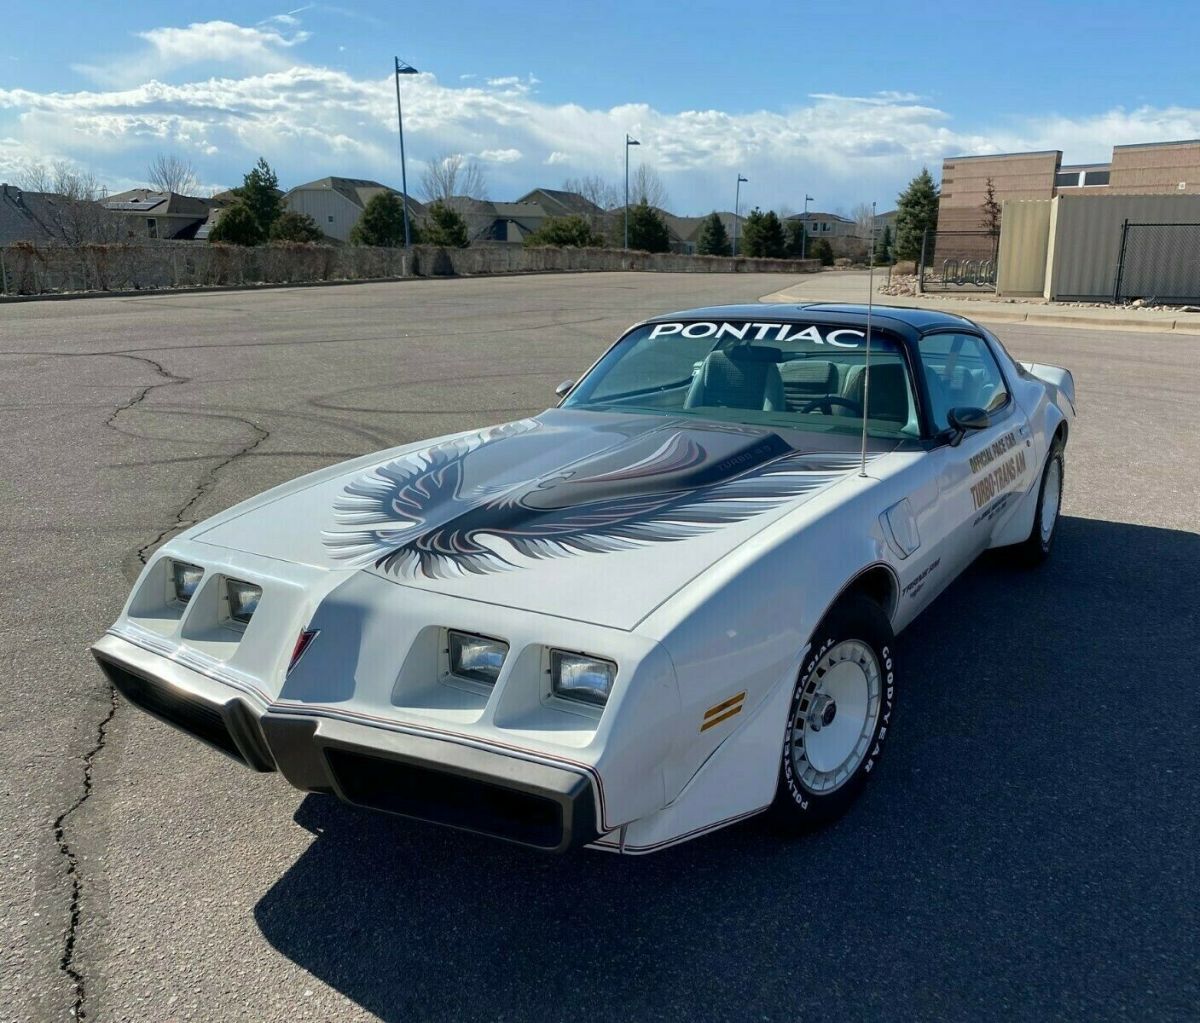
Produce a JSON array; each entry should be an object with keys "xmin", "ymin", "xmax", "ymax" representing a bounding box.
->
[
  {"xmin": 1016, "ymin": 441, "xmax": 1064, "ymax": 565},
  {"xmin": 770, "ymin": 595, "xmax": 896, "ymax": 831}
]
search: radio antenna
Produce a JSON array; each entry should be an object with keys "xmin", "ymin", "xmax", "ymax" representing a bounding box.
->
[{"xmin": 859, "ymin": 200, "xmax": 877, "ymax": 477}]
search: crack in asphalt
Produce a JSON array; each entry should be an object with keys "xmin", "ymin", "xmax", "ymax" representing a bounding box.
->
[
  {"xmin": 133, "ymin": 414, "xmax": 271, "ymax": 567},
  {"xmin": 53, "ymin": 350, "xmax": 269, "ymax": 1021},
  {"xmin": 51, "ymin": 688, "xmax": 117, "ymax": 1021}
]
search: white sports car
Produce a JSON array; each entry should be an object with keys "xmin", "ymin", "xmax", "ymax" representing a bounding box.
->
[{"xmin": 93, "ymin": 303, "xmax": 1075, "ymax": 854}]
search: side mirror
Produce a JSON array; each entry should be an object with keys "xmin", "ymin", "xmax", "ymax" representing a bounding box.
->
[
  {"xmin": 554, "ymin": 379, "xmax": 575, "ymax": 399},
  {"xmin": 946, "ymin": 406, "xmax": 990, "ymax": 446}
]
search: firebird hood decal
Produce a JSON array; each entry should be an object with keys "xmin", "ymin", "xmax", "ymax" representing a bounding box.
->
[{"xmin": 321, "ymin": 417, "xmax": 872, "ymax": 579}]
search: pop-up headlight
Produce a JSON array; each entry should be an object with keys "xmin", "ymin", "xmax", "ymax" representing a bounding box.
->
[
  {"xmin": 171, "ymin": 561, "xmax": 204, "ymax": 604},
  {"xmin": 448, "ymin": 630, "xmax": 508, "ymax": 685},
  {"xmin": 225, "ymin": 579, "xmax": 262, "ymax": 625},
  {"xmin": 551, "ymin": 650, "xmax": 617, "ymax": 707}
]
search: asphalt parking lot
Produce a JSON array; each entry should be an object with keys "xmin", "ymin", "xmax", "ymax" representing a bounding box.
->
[{"xmin": 2, "ymin": 272, "xmax": 1197, "ymax": 1022}]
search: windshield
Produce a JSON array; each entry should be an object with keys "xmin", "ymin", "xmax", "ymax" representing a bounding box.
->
[{"xmin": 564, "ymin": 319, "xmax": 919, "ymax": 438}]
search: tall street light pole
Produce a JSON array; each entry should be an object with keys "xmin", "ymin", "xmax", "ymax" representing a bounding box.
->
[
  {"xmin": 394, "ymin": 57, "xmax": 419, "ymax": 248},
  {"xmin": 801, "ymin": 193, "xmax": 813, "ymax": 260},
  {"xmin": 624, "ymin": 134, "xmax": 640, "ymax": 249},
  {"xmin": 733, "ymin": 174, "xmax": 748, "ymax": 256}
]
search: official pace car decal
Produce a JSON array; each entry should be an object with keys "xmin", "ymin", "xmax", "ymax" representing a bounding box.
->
[{"xmin": 322, "ymin": 419, "xmax": 873, "ymax": 579}]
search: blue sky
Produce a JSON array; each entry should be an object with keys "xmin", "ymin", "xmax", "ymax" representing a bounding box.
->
[{"xmin": 2, "ymin": 0, "xmax": 1198, "ymax": 213}]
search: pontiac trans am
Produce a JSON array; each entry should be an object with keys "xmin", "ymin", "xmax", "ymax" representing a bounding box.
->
[{"xmin": 92, "ymin": 303, "xmax": 1075, "ymax": 854}]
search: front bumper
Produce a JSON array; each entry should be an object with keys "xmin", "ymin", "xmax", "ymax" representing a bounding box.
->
[
  {"xmin": 92, "ymin": 634, "xmax": 275, "ymax": 771},
  {"xmin": 90, "ymin": 634, "xmax": 600, "ymax": 852},
  {"xmin": 263, "ymin": 712, "xmax": 597, "ymax": 852}
]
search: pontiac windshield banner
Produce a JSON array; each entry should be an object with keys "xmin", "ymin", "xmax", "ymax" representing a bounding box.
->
[{"xmin": 648, "ymin": 322, "xmax": 868, "ymax": 347}]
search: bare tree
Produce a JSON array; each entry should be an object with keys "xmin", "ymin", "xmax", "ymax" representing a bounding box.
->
[
  {"xmin": 147, "ymin": 153, "xmax": 197, "ymax": 195},
  {"xmin": 979, "ymin": 177, "xmax": 1002, "ymax": 236},
  {"xmin": 13, "ymin": 160, "xmax": 120, "ymax": 242},
  {"xmin": 420, "ymin": 152, "xmax": 488, "ymax": 202},
  {"xmin": 851, "ymin": 202, "xmax": 876, "ymax": 239},
  {"xmin": 629, "ymin": 164, "xmax": 668, "ymax": 210},
  {"xmin": 15, "ymin": 161, "xmax": 53, "ymax": 192},
  {"xmin": 561, "ymin": 175, "xmax": 620, "ymax": 211}
]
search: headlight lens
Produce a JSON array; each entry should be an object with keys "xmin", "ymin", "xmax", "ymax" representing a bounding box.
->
[
  {"xmin": 448, "ymin": 630, "xmax": 508, "ymax": 685},
  {"xmin": 171, "ymin": 560, "xmax": 204, "ymax": 604},
  {"xmin": 551, "ymin": 650, "xmax": 616, "ymax": 707},
  {"xmin": 225, "ymin": 578, "xmax": 262, "ymax": 625}
]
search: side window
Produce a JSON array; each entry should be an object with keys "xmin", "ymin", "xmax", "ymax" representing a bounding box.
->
[{"xmin": 918, "ymin": 333, "xmax": 1009, "ymax": 431}]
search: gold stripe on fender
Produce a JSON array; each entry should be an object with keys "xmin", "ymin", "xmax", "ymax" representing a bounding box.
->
[{"xmin": 700, "ymin": 691, "xmax": 746, "ymax": 732}]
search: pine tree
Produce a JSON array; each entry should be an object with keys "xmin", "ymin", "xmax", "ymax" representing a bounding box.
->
[
  {"xmin": 349, "ymin": 192, "xmax": 407, "ymax": 246},
  {"xmin": 785, "ymin": 220, "xmax": 807, "ymax": 258},
  {"xmin": 626, "ymin": 202, "xmax": 671, "ymax": 252},
  {"xmin": 524, "ymin": 215, "xmax": 604, "ymax": 248},
  {"xmin": 893, "ymin": 167, "xmax": 939, "ymax": 261},
  {"xmin": 422, "ymin": 200, "xmax": 470, "ymax": 248},
  {"xmin": 758, "ymin": 210, "xmax": 786, "ymax": 258},
  {"xmin": 809, "ymin": 238, "xmax": 835, "ymax": 266},
  {"xmin": 739, "ymin": 208, "xmax": 767, "ymax": 256},
  {"xmin": 979, "ymin": 177, "xmax": 1002, "ymax": 236},
  {"xmin": 696, "ymin": 212, "xmax": 731, "ymax": 256},
  {"xmin": 208, "ymin": 203, "xmax": 261, "ymax": 246},
  {"xmin": 270, "ymin": 210, "xmax": 324, "ymax": 243},
  {"xmin": 236, "ymin": 157, "xmax": 282, "ymax": 239},
  {"xmin": 873, "ymin": 224, "xmax": 893, "ymax": 264}
]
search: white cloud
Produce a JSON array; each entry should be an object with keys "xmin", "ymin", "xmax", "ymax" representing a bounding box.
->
[
  {"xmin": 480, "ymin": 147, "xmax": 522, "ymax": 163},
  {"xmin": 75, "ymin": 20, "xmax": 310, "ymax": 87},
  {"xmin": 6, "ymin": 21, "xmax": 1200, "ymax": 212}
]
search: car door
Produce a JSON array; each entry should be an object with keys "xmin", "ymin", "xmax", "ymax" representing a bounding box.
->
[{"xmin": 918, "ymin": 331, "xmax": 1037, "ymax": 576}]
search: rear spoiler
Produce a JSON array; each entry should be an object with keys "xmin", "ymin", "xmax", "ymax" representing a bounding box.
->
[{"xmin": 1021, "ymin": 362, "xmax": 1076, "ymax": 415}]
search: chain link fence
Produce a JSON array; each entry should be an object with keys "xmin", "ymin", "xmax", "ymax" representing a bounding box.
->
[
  {"xmin": 917, "ymin": 229, "xmax": 1000, "ymax": 292},
  {"xmin": 1113, "ymin": 222, "xmax": 1200, "ymax": 305}
]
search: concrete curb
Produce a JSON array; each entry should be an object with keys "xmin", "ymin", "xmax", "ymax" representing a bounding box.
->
[{"xmin": 759, "ymin": 284, "xmax": 1200, "ymax": 335}]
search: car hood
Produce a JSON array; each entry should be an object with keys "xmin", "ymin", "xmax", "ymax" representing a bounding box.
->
[{"xmin": 194, "ymin": 408, "xmax": 881, "ymax": 629}]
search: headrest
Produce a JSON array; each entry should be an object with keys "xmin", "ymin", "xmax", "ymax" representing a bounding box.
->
[{"xmin": 722, "ymin": 345, "xmax": 782, "ymax": 363}]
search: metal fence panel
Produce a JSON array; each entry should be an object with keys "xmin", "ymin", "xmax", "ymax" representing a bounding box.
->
[
  {"xmin": 918, "ymin": 230, "xmax": 1000, "ymax": 292},
  {"xmin": 1113, "ymin": 222, "xmax": 1200, "ymax": 304}
]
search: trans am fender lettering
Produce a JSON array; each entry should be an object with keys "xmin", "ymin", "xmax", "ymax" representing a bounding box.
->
[{"xmin": 970, "ymin": 449, "xmax": 1027, "ymax": 510}]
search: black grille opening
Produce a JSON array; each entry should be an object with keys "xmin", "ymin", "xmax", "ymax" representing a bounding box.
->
[
  {"xmin": 324, "ymin": 747, "xmax": 564, "ymax": 849},
  {"xmin": 97, "ymin": 657, "xmax": 246, "ymax": 765}
]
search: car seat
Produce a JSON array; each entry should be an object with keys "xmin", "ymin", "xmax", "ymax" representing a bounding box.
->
[{"xmin": 684, "ymin": 347, "xmax": 787, "ymax": 412}]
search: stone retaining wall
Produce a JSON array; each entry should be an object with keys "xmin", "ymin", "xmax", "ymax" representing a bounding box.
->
[{"xmin": 0, "ymin": 240, "xmax": 820, "ymax": 297}]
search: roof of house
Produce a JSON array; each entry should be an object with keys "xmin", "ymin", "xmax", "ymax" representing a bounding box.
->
[
  {"xmin": 209, "ymin": 186, "xmax": 284, "ymax": 206},
  {"xmin": 0, "ymin": 184, "xmax": 73, "ymax": 244},
  {"xmin": 516, "ymin": 187, "xmax": 605, "ymax": 217},
  {"xmin": 785, "ymin": 211, "xmax": 855, "ymax": 224},
  {"xmin": 102, "ymin": 189, "xmax": 212, "ymax": 218},
  {"xmin": 287, "ymin": 176, "xmax": 425, "ymax": 215}
]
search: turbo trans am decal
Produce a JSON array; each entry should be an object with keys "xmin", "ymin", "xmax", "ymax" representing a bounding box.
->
[{"xmin": 322, "ymin": 420, "xmax": 873, "ymax": 579}]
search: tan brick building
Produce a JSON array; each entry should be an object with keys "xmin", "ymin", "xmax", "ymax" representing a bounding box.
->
[{"xmin": 939, "ymin": 139, "xmax": 1200, "ymax": 232}]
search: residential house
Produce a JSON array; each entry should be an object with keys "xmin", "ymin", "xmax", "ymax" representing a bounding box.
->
[
  {"xmin": 443, "ymin": 197, "xmax": 553, "ymax": 244},
  {"xmin": 784, "ymin": 211, "xmax": 858, "ymax": 238},
  {"xmin": 101, "ymin": 189, "xmax": 212, "ymax": 240},
  {"xmin": 283, "ymin": 176, "xmax": 424, "ymax": 243},
  {"xmin": 0, "ymin": 184, "xmax": 73, "ymax": 244},
  {"xmin": 516, "ymin": 188, "xmax": 606, "ymax": 220}
]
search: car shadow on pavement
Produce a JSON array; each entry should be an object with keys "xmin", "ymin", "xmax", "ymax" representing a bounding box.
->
[{"xmin": 254, "ymin": 515, "xmax": 1200, "ymax": 1022}]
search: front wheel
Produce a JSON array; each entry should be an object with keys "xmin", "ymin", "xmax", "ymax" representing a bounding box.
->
[
  {"xmin": 769, "ymin": 595, "xmax": 896, "ymax": 831},
  {"xmin": 1016, "ymin": 441, "xmax": 1064, "ymax": 565}
]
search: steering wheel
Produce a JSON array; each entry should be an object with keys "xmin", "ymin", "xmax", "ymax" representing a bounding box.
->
[{"xmin": 799, "ymin": 395, "xmax": 864, "ymax": 415}]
